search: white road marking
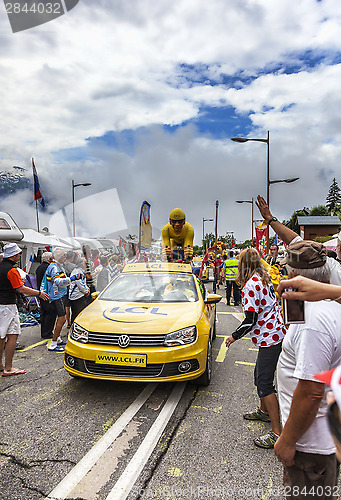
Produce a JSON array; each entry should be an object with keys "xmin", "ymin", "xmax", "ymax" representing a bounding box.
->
[
  {"xmin": 106, "ymin": 382, "xmax": 186, "ymax": 500},
  {"xmin": 232, "ymin": 312, "xmax": 244, "ymax": 322},
  {"xmin": 47, "ymin": 383, "xmax": 157, "ymax": 500}
]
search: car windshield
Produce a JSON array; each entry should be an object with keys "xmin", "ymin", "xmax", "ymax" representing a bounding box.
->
[{"xmin": 100, "ymin": 272, "xmax": 199, "ymax": 302}]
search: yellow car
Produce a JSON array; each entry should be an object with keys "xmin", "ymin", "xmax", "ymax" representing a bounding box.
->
[{"xmin": 64, "ymin": 262, "xmax": 221, "ymax": 385}]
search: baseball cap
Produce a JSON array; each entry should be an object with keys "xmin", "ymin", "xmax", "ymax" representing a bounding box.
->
[
  {"xmin": 315, "ymin": 366, "xmax": 341, "ymax": 409},
  {"xmin": 280, "ymin": 240, "xmax": 326, "ymax": 269},
  {"xmin": 3, "ymin": 243, "xmax": 22, "ymax": 258}
]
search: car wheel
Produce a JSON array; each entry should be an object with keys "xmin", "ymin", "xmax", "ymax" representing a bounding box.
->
[{"xmin": 195, "ymin": 338, "xmax": 212, "ymax": 386}]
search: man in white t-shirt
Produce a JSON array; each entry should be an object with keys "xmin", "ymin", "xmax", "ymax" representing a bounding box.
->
[
  {"xmin": 274, "ymin": 240, "xmax": 341, "ymax": 498},
  {"xmin": 255, "ymin": 195, "xmax": 341, "ymax": 286}
]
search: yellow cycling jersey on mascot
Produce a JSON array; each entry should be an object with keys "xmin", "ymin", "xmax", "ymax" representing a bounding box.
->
[{"xmin": 161, "ymin": 222, "xmax": 194, "ymax": 250}]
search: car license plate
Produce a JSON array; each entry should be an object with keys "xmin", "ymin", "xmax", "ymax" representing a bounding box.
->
[{"xmin": 95, "ymin": 352, "xmax": 147, "ymax": 367}]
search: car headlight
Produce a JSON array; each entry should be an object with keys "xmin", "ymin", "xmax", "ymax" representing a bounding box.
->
[
  {"xmin": 70, "ymin": 323, "xmax": 89, "ymax": 343},
  {"xmin": 164, "ymin": 326, "xmax": 197, "ymax": 346}
]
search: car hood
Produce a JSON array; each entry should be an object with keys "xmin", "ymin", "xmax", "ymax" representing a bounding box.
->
[{"xmin": 76, "ymin": 300, "xmax": 203, "ymax": 334}]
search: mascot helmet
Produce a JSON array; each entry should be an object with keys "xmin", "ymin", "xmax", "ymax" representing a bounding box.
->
[{"xmin": 169, "ymin": 208, "xmax": 186, "ymax": 222}]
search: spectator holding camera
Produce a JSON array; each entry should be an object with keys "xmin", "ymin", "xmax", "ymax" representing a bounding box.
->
[
  {"xmin": 274, "ymin": 241, "xmax": 341, "ymax": 499},
  {"xmin": 277, "ymin": 276, "xmax": 341, "ymax": 304}
]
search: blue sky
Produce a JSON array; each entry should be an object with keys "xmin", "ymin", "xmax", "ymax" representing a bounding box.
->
[{"xmin": 1, "ymin": 0, "xmax": 341, "ymax": 243}]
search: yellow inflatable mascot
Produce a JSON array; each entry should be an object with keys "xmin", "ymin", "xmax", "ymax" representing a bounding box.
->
[{"xmin": 161, "ymin": 208, "xmax": 194, "ymax": 262}]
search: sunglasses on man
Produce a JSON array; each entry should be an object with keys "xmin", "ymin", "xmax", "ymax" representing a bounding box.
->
[{"xmin": 170, "ymin": 219, "xmax": 185, "ymax": 225}]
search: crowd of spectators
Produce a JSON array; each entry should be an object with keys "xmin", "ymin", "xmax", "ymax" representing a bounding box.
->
[
  {"xmin": 225, "ymin": 194, "xmax": 341, "ymax": 500},
  {"xmin": 0, "ymin": 240, "xmax": 161, "ymax": 371},
  {"xmin": 3, "ymin": 203, "xmax": 341, "ymax": 498}
]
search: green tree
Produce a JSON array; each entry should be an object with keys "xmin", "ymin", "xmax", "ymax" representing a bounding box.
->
[
  {"xmin": 309, "ymin": 205, "xmax": 330, "ymax": 216},
  {"xmin": 315, "ymin": 236, "xmax": 334, "ymax": 243},
  {"xmin": 334, "ymin": 204, "xmax": 341, "ymax": 219},
  {"xmin": 203, "ymin": 232, "xmax": 215, "ymax": 249},
  {"xmin": 236, "ymin": 239, "xmax": 252, "ymax": 249},
  {"xmin": 193, "ymin": 245, "xmax": 203, "ymax": 255},
  {"xmin": 326, "ymin": 178, "xmax": 341, "ymax": 212},
  {"xmin": 125, "ymin": 233, "xmax": 137, "ymax": 241},
  {"xmin": 283, "ymin": 208, "xmax": 309, "ymax": 233}
]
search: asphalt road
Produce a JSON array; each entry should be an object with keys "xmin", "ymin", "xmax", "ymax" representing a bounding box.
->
[{"xmin": 0, "ymin": 282, "xmax": 335, "ymax": 500}]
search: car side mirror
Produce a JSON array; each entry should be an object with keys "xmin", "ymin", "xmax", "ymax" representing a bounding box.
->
[
  {"xmin": 205, "ymin": 293, "xmax": 222, "ymax": 305},
  {"xmin": 91, "ymin": 291, "xmax": 100, "ymax": 299}
]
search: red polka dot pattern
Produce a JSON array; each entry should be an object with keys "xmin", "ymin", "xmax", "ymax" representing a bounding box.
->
[{"xmin": 242, "ymin": 272, "xmax": 286, "ymax": 348}]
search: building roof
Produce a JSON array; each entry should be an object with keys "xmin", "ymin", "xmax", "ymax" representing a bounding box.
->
[{"xmin": 297, "ymin": 216, "xmax": 341, "ymax": 226}]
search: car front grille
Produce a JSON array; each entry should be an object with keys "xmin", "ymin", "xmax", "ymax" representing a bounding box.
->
[
  {"xmin": 87, "ymin": 332, "xmax": 166, "ymax": 347},
  {"xmin": 72, "ymin": 358, "xmax": 201, "ymax": 378},
  {"xmin": 85, "ymin": 360, "xmax": 164, "ymax": 377}
]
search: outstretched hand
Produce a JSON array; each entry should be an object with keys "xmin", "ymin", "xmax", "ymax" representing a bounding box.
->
[
  {"xmin": 255, "ymin": 195, "xmax": 273, "ymax": 222},
  {"xmin": 39, "ymin": 291, "xmax": 49, "ymax": 301},
  {"xmin": 225, "ymin": 336, "xmax": 236, "ymax": 348},
  {"xmin": 278, "ymin": 276, "xmax": 340, "ymax": 302}
]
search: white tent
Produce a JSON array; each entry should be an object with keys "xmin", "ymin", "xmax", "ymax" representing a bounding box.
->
[
  {"xmin": 72, "ymin": 237, "xmax": 103, "ymax": 251},
  {"xmin": 323, "ymin": 238, "xmax": 338, "ymax": 251},
  {"xmin": 18, "ymin": 229, "xmax": 74, "ymax": 273}
]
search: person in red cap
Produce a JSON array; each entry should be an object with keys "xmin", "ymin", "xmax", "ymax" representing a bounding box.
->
[{"xmin": 0, "ymin": 243, "xmax": 48, "ymax": 376}]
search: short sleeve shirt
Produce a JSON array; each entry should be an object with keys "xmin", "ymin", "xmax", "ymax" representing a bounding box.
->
[
  {"xmin": 277, "ymin": 300, "xmax": 341, "ymax": 454},
  {"xmin": 242, "ymin": 273, "xmax": 286, "ymax": 347},
  {"xmin": 7, "ymin": 268, "xmax": 24, "ymax": 289}
]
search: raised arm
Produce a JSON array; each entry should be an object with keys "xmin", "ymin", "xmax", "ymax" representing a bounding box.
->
[{"xmin": 255, "ymin": 195, "xmax": 300, "ymax": 245}]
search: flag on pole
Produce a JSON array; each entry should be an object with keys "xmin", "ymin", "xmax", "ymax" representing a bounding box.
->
[
  {"xmin": 274, "ymin": 233, "xmax": 278, "ymax": 245},
  {"xmin": 139, "ymin": 201, "xmax": 152, "ymax": 251},
  {"xmin": 119, "ymin": 237, "xmax": 127, "ymax": 250},
  {"xmin": 256, "ymin": 221, "xmax": 267, "ymax": 257},
  {"xmin": 231, "ymin": 234, "xmax": 235, "ymax": 249},
  {"xmin": 32, "ymin": 158, "xmax": 45, "ymax": 207}
]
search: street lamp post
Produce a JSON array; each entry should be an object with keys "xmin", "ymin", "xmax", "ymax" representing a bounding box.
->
[
  {"xmin": 231, "ymin": 131, "xmax": 299, "ymax": 252},
  {"xmin": 236, "ymin": 198, "xmax": 254, "ymax": 245},
  {"xmin": 202, "ymin": 217, "xmax": 214, "ymax": 253},
  {"xmin": 72, "ymin": 180, "xmax": 91, "ymax": 237}
]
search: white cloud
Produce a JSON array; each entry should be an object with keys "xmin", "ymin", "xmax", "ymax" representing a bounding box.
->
[{"xmin": 1, "ymin": 0, "xmax": 341, "ymax": 243}]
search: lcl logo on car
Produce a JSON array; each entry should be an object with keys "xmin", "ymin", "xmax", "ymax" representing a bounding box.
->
[
  {"xmin": 4, "ymin": 0, "xmax": 80, "ymax": 33},
  {"xmin": 118, "ymin": 335, "xmax": 131, "ymax": 348},
  {"xmin": 103, "ymin": 306, "xmax": 168, "ymax": 323}
]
